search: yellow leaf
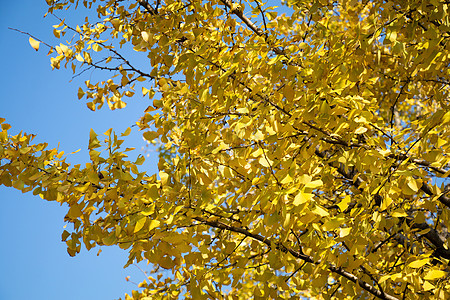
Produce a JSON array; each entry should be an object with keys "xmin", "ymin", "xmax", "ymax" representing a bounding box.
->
[
  {"xmin": 61, "ymin": 230, "xmax": 70, "ymax": 241},
  {"xmin": 323, "ymin": 217, "xmax": 345, "ymax": 231},
  {"xmin": 141, "ymin": 31, "xmax": 150, "ymax": 42},
  {"xmin": 380, "ymin": 195, "xmax": 393, "ymax": 210},
  {"xmin": 259, "ymin": 156, "xmax": 273, "ymax": 168},
  {"xmin": 305, "ymin": 179, "xmax": 323, "ymax": 189},
  {"xmin": 423, "ymin": 281, "xmax": 435, "ymax": 291},
  {"xmin": 87, "ymin": 170, "xmax": 99, "ymax": 185},
  {"xmin": 391, "ymin": 209, "xmax": 408, "ymax": 218},
  {"xmin": 92, "ymin": 43, "xmax": 102, "ymax": 52},
  {"xmin": 89, "ymin": 128, "xmax": 97, "ymax": 141},
  {"xmin": 283, "ymin": 85, "xmax": 295, "ymax": 101},
  {"xmin": 387, "ymin": 30, "xmax": 397, "ymax": 42},
  {"xmin": 424, "ymin": 270, "xmax": 447, "ymax": 280},
  {"xmin": 408, "ymin": 258, "xmax": 430, "ymax": 268},
  {"xmin": 163, "ymin": 55, "xmax": 173, "ymax": 66},
  {"xmin": 298, "ymin": 174, "xmax": 312, "ymax": 185},
  {"xmin": 135, "ymin": 155, "xmax": 145, "ymax": 165},
  {"xmin": 406, "ymin": 176, "xmax": 421, "ymax": 192},
  {"xmin": 280, "ymin": 174, "xmax": 293, "ymax": 185},
  {"xmin": 77, "ymin": 87, "xmax": 85, "ymax": 99},
  {"xmin": 354, "ymin": 127, "xmax": 367, "ymax": 134},
  {"xmin": 120, "ymin": 171, "xmax": 133, "ymax": 182},
  {"xmin": 313, "ymin": 205, "xmax": 329, "ymax": 217},
  {"xmin": 75, "ymin": 53, "xmax": 84, "ymax": 62},
  {"xmin": 134, "ymin": 217, "xmax": 146, "ymax": 233},
  {"xmin": 149, "ymin": 220, "xmax": 160, "ymax": 231},
  {"xmin": 251, "ymin": 148, "xmax": 263, "ymax": 158},
  {"xmin": 339, "ymin": 227, "xmax": 351, "ymax": 237},
  {"xmin": 442, "ymin": 111, "xmax": 450, "ymax": 125},
  {"xmin": 146, "ymin": 184, "xmax": 159, "ymax": 200},
  {"xmin": 253, "ymin": 130, "xmax": 264, "ymax": 141},
  {"xmin": 379, "ymin": 274, "xmax": 390, "ymax": 284},
  {"xmin": 89, "ymin": 149, "xmax": 100, "ymax": 160},
  {"xmin": 1, "ymin": 123, "xmax": 12, "ymax": 131},
  {"xmin": 293, "ymin": 190, "xmax": 313, "ymax": 206},
  {"xmin": 29, "ymin": 37, "xmax": 40, "ymax": 51},
  {"xmin": 104, "ymin": 128, "xmax": 112, "ymax": 136},
  {"xmin": 159, "ymin": 171, "xmax": 169, "ymax": 185},
  {"xmin": 121, "ymin": 127, "xmax": 131, "ymax": 137},
  {"xmin": 141, "ymin": 206, "xmax": 154, "ymax": 216},
  {"xmin": 144, "ymin": 105, "xmax": 156, "ymax": 113},
  {"xmin": 102, "ymin": 232, "xmax": 117, "ymax": 246},
  {"xmin": 338, "ymin": 195, "xmax": 351, "ymax": 211},
  {"xmin": 159, "ymin": 256, "xmax": 176, "ymax": 269},
  {"xmin": 67, "ymin": 204, "xmax": 83, "ymax": 219}
]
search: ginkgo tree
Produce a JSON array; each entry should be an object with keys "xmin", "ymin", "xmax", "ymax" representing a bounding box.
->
[{"xmin": 2, "ymin": 0, "xmax": 450, "ymax": 299}]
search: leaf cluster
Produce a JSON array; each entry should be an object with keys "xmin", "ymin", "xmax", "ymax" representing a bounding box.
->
[{"xmin": 3, "ymin": 0, "xmax": 450, "ymax": 299}]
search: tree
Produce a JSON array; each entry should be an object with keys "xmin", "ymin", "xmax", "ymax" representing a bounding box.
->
[{"xmin": 1, "ymin": 0, "xmax": 450, "ymax": 298}]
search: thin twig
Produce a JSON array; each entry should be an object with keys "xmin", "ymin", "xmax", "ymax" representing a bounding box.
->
[{"xmin": 8, "ymin": 27, "xmax": 54, "ymax": 49}]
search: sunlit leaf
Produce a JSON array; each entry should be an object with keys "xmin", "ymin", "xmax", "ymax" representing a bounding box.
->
[{"xmin": 29, "ymin": 37, "xmax": 40, "ymax": 51}]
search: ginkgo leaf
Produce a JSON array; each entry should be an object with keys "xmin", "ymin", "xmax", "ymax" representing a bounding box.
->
[
  {"xmin": 4, "ymin": 0, "xmax": 450, "ymax": 299},
  {"xmin": 159, "ymin": 172, "xmax": 169, "ymax": 185},
  {"xmin": 354, "ymin": 127, "xmax": 367, "ymax": 134},
  {"xmin": 28, "ymin": 37, "xmax": 40, "ymax": 51},
  {"xmin": 339, "ymin": 227, "xmax": 351, "ymax": 237},
  {"xmin": 293, "ymin": 190, "xmax": 313, "ymax": 206},
  {"xmin": 337, "ymin": 195, "xmax": 351, "ymax": 212},
  {"xmin": 148, "ymin": 220, "xmax": 160, "ymax": 231},
  {"xmin": 121, "ymin": 127, "xmax": 131, "ymax": 137},
  {"xmin": 102, "ymin": 233, "xmax": 117, "ymax": 246},
  {"xmin": 423, "ymin": 281, "xmax": 436, "ymax": 291},
  {"xmin": 141, "ymin": 31, "xmax": 150, "ymax": 42},
  {"xmin": 408, "ymin": 258, "xmax": 430, "ymax": 268},
  {"xmin": 305, "ymin": 179, "xmax": 323, "ymax": 189},
  {"xmin": 323, "ymin": 217, "xmax": 345, "ymax": 231},
  {"xmin": 406, "ymin": 176, "xmax": 421, "ymax": 192},
  {"xmin": 67, "ymin": 204, "xmax": 82, "ymax": 219},
  {"xmin": 134, "ymin": 217, "xmax": 146, "ymax": 233},
  {"xmin": 423, "ymin": 270, "xmax": 447, "ymax": 280},
  {"xmin": 391, "ymin": 209, "xmax": 408, "ymax": 218},
  {"xmin": 312, "ymin": 205, "xmax": 329, "ymax": 217}
]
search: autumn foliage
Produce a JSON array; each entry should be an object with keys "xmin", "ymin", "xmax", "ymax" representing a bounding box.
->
[{"xmin": 2, "ymin": 0, "xmax": 450, "ymax": 299}]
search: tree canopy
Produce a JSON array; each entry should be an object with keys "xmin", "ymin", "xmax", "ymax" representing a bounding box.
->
[{"xmin": 2, "ymin": 0, "xmax": 450, "ymax": 299}]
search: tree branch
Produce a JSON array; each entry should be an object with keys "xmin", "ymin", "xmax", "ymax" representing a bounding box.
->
[
  {"xmin": 193, "ymin": 216, "xmax": 399, "ymax": 300},
  {"xmin": 219, "ymin": 0, "xmax": 286, "ymax": 56},
  {"xmin": 314, "ymin": 147, "xmax": 450, "ymax": 260},
  {"xmin": 137, "ymin": 0, "xmax": 157, "ymax": 15}
]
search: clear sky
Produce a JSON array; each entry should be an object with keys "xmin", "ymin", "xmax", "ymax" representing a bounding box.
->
[{"xmin": 0, "ymin": 1, "xmax": 158, "ymax": 299}]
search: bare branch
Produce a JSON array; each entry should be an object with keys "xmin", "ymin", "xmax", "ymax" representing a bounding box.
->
[{"xmin": 8, "ymin": 27, "xmax": 54, "ymax": 50}]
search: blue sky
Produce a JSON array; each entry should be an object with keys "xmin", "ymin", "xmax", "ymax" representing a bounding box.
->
[{"xmin": 0, "ymin": 1, "xmax": 158, "ymax": 299}]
